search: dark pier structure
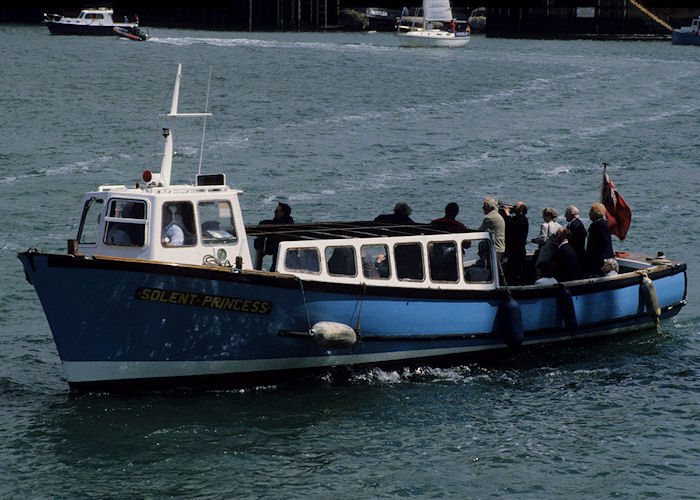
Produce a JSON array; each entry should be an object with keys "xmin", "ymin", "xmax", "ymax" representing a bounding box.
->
[
  {"xmin": 2, "ymin": 2, "xmax": 700, "ymax": 36},
  {"xmin": 486, "ymin": 2, "xmax": 700, "ymax": 39}
]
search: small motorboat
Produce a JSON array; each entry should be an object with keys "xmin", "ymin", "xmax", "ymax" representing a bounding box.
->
[
  {"xmin": 672, "ymin": 17, "xmax": 700, "ymax": 46},
  {"xmin": 114, "ymin": 26, "xmax": 149, "ymax": 41},
  {"xmin": 43, "ymin": 7, "xmax": 139, "ymax": 36}
]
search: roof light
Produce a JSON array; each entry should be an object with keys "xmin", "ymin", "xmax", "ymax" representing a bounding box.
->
[{"xmin": 142, "ymin": 170, "xmax": 152, "ymax": 182}]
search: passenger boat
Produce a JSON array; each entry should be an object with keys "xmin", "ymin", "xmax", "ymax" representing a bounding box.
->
[
  {"xmin": 396, "ymin": 0, "xmax": 470, "ymax": 48},
  {"xmin": 17, "ymin": 66, "xmax": 687, "ymax": 391},
  {"xmin": 43, "ymin": 7, "xmax": 138, "ymax": 36},
  {"xmin": 672, "ymin": 17, "xmax": 700, "ymax": 46},
  {"xmin": 113, "ymin": 26, "xmax": 149, "ymax": 41}
]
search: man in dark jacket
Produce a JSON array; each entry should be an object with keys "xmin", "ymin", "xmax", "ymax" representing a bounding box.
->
[
  {"xmin": 503, "ymin": 201, "xmax": 529, "ymax": 284},
  {"xmin": 565, "ymin": 205, "xmax": 587, "ymax": 269},
  {"xmin": 553, "ymin": 227, "xmax": 583, "ymax": 282},
  {"xmin": 253, "ymin": 202, "xmax": 294, "ymax": 270},
  {"xmin": 586, "ymin": 202, "xmax": 614, "ymax": 276}
]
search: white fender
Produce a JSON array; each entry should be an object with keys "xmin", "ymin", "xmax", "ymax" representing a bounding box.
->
[{"xmin": 310, "ymin": 321, "xmax": 357, "ymax": 350}]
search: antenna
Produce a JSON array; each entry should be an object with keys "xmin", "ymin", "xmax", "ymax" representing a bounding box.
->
[{"xmin": 198, "ymin": 67, "xmax": 212, "ymax": 176}]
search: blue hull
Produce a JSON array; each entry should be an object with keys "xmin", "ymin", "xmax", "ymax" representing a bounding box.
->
[
  {"xmin": 672, "ymin": 31, "xmax": 700, "ymax": 46},
  {"xmin": 18, "ymin": 252, "xmax": 687, "ymax": 390}
]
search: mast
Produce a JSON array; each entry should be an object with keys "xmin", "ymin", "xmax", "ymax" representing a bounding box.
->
[{"xmin": 158, "ymin": 64, "xmax": 213, "ymax": 187}]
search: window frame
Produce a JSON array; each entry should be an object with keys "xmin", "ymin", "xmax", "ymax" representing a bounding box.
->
[
  {"xmin": 428, "ymin": 240, "xmax": 460, "ymax": 283},
  {"xmin": 197, "ymin": 199, "xmax": 238, "ymax": 247},
  {"xmin": 283, "ymin": 246, "xmax": 322, "ymax": 275},
  {"xmin": 103, "ymin": 198, "xmax": 148, "ymax": 248},
  {"xmin": 393, "ymin": 242, "xmax": 425, "ymax": 282}
]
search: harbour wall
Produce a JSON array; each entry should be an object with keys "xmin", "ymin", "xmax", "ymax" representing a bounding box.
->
[{"xmin": 3, "ymin": 2, "xmax": 700, "ymax": 35}]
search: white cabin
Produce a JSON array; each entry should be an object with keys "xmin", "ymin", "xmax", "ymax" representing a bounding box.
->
[{"xmin": 73, "ymin": 173, "xmax": 252, "ymax": 269}]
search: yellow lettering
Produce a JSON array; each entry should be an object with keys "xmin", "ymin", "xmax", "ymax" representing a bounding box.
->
[{"xmin": 136, "ymin": 288, "xmax": 272, "ymax": 315}]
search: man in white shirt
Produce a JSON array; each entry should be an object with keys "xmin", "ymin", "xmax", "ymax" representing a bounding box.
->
[{"xmin": 162, "ymin": 206, "xmax": 184, "ymax": 247}]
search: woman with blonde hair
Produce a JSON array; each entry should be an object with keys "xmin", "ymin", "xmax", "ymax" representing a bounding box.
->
[
  {"xmin": 532, "ymin": 207, "xmax": 561, "ymax": 265},
  {"xmin": 586, "ymin": 202, "xmax": 614, "ymax": 276}
]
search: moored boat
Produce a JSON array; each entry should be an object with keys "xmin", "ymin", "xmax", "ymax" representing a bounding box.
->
[
  {"xmin": 17, "ymin": 66, "xmax": 688, "ymax": 391},
  {"xmin": 397, "ymin": 1, "xmax": 470, "ymax": 47},
  {"xmin": 672, "ymin": 17, "xmax": 700, "ymax": 46},
  {"xmin": 43, "ymin": 7, "xmax": 139, "ymax": 36}
]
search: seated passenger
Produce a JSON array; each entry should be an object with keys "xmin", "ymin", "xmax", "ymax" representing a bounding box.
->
[
  {"xmin": 254, "ymin": 203, "xmax": 294, "ymax": 271},
  {"xmin": 361, "ymin": 250, "xmax": 388, "ymax": 278},
  {"xmin": 465, "ymin": 240, "xmax": 492, "ymax": 282},
  {"xmin": 430, "ymin": 202, "xmax": 466, "ymax": 230},
  {"xmin": 534, "ymin": 261, "xmax": 557, "ymax": 285},
  {"xmin": 106, "ymin": 224, "xmax": 132, "ymax": 245},
  {"xmin": 602, "ymin": 258, "xmax": 619, "ymax": 276},
  {"xmin": 327, "ymin": 247, "xmax": 356, "ymax": 276},
  {"xmin": 374, "ymin": 202, "xmax": 415, "ymax": 224}
]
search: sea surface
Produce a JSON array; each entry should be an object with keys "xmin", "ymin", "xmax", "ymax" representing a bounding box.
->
[{"xmin": 1, "ymin": 24, "xmax": 699, "ymax": 498}]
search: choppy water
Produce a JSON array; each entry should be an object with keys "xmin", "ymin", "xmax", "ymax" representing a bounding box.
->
[{"xmin": 1, "ymin": 24, "xmax": 699, "ymax": 498}]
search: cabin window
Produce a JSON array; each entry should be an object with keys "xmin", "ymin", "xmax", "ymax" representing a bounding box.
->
[
  {"xmin": 284, "ymin": 247, "xmax": 320, "ymax": 274},
  {"xmin": 198, "ymin": 200, "xmax": 237, "ymax": 245},
  {"xmin": 104, "ymin": 198, "xmax": 146, "ymax": 247},
  {"xmin": 162, "ymin": 202, "xmax": 196, "ymax": 247},
  {"xmin": 394, "ymin": 243, "xmax": 424, "ymax": 281},
  {"xmin": 77, "ymin": 197, "xmax": 104, "ymax": 245},
  {"xmin": 361, "ymin": 244, "xmax": 390, "ymax": 279},
  {"xmin": 462, "ymin": 239, "xmax": 493, "ymax": 283},
  {"xmin": 428, "ymin": 241, "xmax": 459, "ymax": 282},
  {"xmin": 326, "ymin": 246, "xmax": 357, "ymax": 277}
]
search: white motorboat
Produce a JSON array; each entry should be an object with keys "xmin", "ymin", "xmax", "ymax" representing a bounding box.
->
[{"xmin": 43, "ymin": 7, "xmax": 139, "ymax": 36}]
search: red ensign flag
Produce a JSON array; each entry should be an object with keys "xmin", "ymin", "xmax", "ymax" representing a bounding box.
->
[{"xmin": 602, "ymin": 173, "xmax": 632, "ymax": 240}]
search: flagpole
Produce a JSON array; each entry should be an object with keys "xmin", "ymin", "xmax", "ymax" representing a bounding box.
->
[{"xmin": 600, "ymin": 162, "xmax": 608, "ymax": 203}]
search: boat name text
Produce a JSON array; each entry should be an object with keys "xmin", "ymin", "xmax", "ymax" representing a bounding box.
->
[{"xmin": 135, "ymin": 287, "xmax": 272, "ymax": 314}]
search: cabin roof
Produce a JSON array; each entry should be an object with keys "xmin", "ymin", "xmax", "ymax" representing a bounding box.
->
[{"xmin": 245, "ymin": 221, "xmax": 479, "ymax": 242}]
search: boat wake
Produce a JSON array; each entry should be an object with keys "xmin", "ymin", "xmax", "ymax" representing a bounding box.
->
[{"xmin": 148, "ymin": 36, "xmax": 395, "ymax": 53}]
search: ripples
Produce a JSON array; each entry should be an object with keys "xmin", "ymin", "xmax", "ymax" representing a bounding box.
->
[{"xmin": 1, "ymin": 26, "xmax": 700, "ymax": 498}]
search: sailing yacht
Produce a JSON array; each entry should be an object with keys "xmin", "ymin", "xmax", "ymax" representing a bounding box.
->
[{"xmin": 397, "ymin": 0, "xmax": 470, "ymax": 47}]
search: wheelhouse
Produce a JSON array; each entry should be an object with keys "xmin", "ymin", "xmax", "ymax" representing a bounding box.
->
[{"xmin": 73, "ymin": 176, "xmax": 252, "ymax": 268}]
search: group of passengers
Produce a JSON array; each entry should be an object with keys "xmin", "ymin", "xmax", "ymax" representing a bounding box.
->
[
  {"xmin": 251, "ymin": 198, "xmax": 618, "ymax": 284},
  {"xmin": 478, "ymin": 198, "xmax": 617, "ymax": 285},
  {"xmin": 372, "ymin": 198, "xmax": 617, "ymax": 285}
]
